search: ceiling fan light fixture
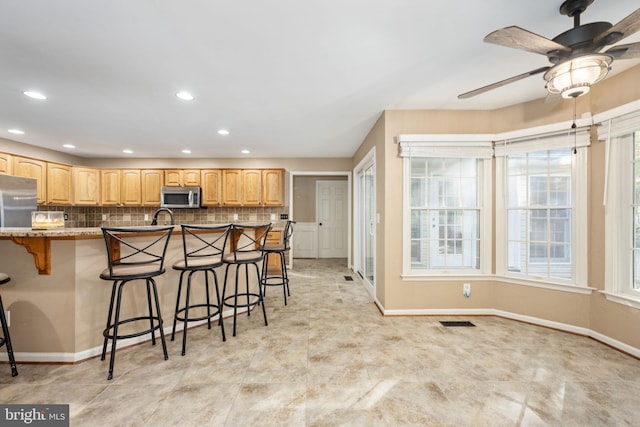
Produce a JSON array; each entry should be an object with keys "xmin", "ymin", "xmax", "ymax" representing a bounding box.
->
[{"xmin": 544, "ymin": 54, "xmax": 612, "ymax": 98}]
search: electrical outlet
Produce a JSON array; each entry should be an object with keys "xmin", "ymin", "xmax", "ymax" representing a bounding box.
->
[
  {"xmin": 270, "ymin": 213, "xmax": 276, "ymax": 221},
  {"xmin": 463, "ymin": 283, "xmax": 471, "ymax": 298},
  {"xmin": 233, "ymin": 213, "xmax": 238, "ymax": 221},
  {"xmin": 63, "ymin": 213, "xmax": 69, "ymax": 221},
  {"xmin": 144, "ymin": 214, "xmax": 149, "ymax": 221},
  {"xmin": 102, "ymin": 214, "xmax": 107, "ymax": 221}
]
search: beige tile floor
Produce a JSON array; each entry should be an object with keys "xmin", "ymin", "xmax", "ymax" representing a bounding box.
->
[{"xmin": 1, "ymin": 258, "xmax": 640, "ymax": 426}]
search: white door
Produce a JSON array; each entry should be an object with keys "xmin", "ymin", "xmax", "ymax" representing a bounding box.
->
[{"xmin": 317, "ymin": 180, "xmax": 348, "ymax": 258}]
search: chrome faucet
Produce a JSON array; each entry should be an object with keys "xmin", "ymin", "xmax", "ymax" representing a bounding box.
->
[{"xmin": 150, "ymin": 208, "xmax": 174, "ymax": 225}]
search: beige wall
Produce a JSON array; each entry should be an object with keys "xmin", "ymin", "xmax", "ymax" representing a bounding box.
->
[{"xmin": 364, "ymin": 64, "xmax": 640, "ymax": 352}]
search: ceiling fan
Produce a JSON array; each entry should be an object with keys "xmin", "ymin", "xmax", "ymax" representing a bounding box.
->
[{"xmin": 458, "ymin": 0, "xmax": 640, "ymax": 101}]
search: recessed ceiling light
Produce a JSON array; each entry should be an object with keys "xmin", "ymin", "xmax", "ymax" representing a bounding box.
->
[
  {"xmin": 8, "ymin": 129, "xmax": 24, "ymax": 135},
  {"xmin": 176, "ymin": 91, "xmax": 194, "ymax": 101},
  {"xmin": 63, "ymin": 143, "xmax": 75, "ymax": 149},
  {"xmin": 182, "ymin": 149, "xmax": 191, "ymax": 154},
  {"xmin": 241, "ymin": 149, "xmax": 250, "ymax": 154},
  {"xmin": 24, "ymin": 91, "xmax": 47, "ymax": 100},
  {"xmin": 218, "ymin": 129, "xmax": 229, "ymax": 135},
  {"xmin": 122, "ymin": 149, "xmax": 133, "ymax": 154}
]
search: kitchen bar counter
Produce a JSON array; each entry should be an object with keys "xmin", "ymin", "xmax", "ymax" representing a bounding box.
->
[
  {"xmin": 0, "ymin": 224, "xmax": 280, "ymax": 275},
  {"xmin": 0, "ymin": 223, "xmax": 279, "ymax": 361}
]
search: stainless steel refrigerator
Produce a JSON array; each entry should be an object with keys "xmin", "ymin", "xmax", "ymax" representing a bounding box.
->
[{"xmin": 0, "ymin": 174, "xmax": 37, "ymax": 227}]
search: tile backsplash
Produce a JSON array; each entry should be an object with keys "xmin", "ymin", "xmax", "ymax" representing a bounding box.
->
[{"xmin": 38, "ymin": 205, "xmax": 289, "ymax": 228}]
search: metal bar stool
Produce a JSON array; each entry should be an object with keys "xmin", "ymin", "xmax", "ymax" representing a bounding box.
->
[
  {"xmin": 99, "ymin": 226, "xmax": 173, "ymax": 380},
  {"xmin": 171, "ymin": 224, "xmax": 231, "ymax": 356},
  {"xmin": 261, "ymin": 220, "xmax": 295, "ymax": 305},
  {"xmin": 0, "ymin": 273, "xmax": 18, "ymax": 377},
  {"xmin": 222, "ymin": 223, "xmax": 271, "ymax": 337}
]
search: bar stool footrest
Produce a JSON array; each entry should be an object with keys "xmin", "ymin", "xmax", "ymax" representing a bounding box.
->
[
  {"xmin": 175, "ymin": 304, "xmax": 222, "ymax": 323},
  {"xmin": 223, "ymin": 293, "xmax": 262, "ymax": 309},
  {"xmin": 103, "ymin": 316, "xmax": 164, "ymax": 341}
]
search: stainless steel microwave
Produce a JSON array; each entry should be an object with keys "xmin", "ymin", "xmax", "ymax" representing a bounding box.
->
[{"xmin": 160, "ymin": 186, "xmax": 201, "ymax": 208}]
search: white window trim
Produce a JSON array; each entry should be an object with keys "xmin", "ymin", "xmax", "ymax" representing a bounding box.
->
[
  {"xmin": 597, "ymin": 106, "xmax": 640, "ymax": 309},
  {"xmin": 494, "ymin": 133, "xmax": 589, "ymax": 287},
  {"xmin": 400, "ymin": 137, "xmax": 493, "ymax": 278}
]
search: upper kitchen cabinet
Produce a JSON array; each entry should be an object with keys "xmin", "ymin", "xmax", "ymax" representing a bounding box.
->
[
  {"xmin": 46, "ymin": 162, "xmax": 72, "ymax": 205},
  {"xmin": 164, "ymin": 169, "xmax": 200, "ymax": 187},
  {"xmin": 12, "ymin": 156, "xmax": 46, "ymax": 204},
  {"xmin": 222, "ymin": 169, "xmax": 242, "ymax": 206},
  {"xmin": 121, "ymin": 169, "xmax": 141, "ymax": 206},
  {"xmin": 100, "ymin": 169, "xmax": 121, "ymax": 206},
  {"xmin": 0, "ymin": 153, "xmax": 12, "ymax": 174},
  {"xmin": 242, "ymin": 169, "xmax": 262, "ymax": 206},
  {"xmin": 201, "ymin": 169, "xmax": 222, "ymax": 206},
  {"xmin": 141, "ymin": 169, "xmax": 163, "ymax": 206},
  {"xmin": 73, "ymin": 167, "xmax": 100, "ymax": 206},
  {"xmin": 262, "ymin": 169, "xmax": 284, "ymax": 206}
]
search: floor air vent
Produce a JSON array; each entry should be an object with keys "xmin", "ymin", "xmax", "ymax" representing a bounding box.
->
[
  {"xmin": 344, "ymin": 276, "xmax": 354, "ymax": 281},
  {"xmin": 440, "ymin": 321, "xmax": 475, "ymax": 327}
]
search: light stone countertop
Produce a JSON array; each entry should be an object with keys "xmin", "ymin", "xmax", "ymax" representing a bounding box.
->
[{"xmin": 0, "ymin": 223, "xmax": 282, "ymax": 239}]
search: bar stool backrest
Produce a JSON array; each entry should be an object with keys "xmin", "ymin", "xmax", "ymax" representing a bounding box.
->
[
  {"xmin": 180, "ymin": 224, "xmax": 231, "ymax": 269},
  {"xmin": 282, "ymin": 220, "xmax": 295, "ymax": 251},
  {"xmin": 227, "ymin": 223, "xmax": 272, "ymax": 262},
  {"xmin": 101, "ymin": 226, "xmax": 174, "ymax": 279}
]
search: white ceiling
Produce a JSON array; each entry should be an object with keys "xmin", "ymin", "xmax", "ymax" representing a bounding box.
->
[{"xmin": 1, "ymin": 1, "xmax": 639, "ymax": 159}]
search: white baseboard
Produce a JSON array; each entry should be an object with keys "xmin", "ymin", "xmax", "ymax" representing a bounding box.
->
[
  {"xmin": 0, "ymin": 306, "xmax": 249, "ymax": 363},
  {"xmin": 379, "ymin": 305, "xmax": 640, "ymax": 359}
]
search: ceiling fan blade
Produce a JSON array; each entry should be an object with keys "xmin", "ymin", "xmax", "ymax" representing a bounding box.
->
[
  {"xmin": 458, "ymin": 66, "xmax": 550, "ymax": 99},
  {"xmin": 594, "ymin": 8, "xmax": 640, "ymax": 47},
  {"xmin": 484, "ymin": 26, "xmax": 570, "ymax": 56},
  {"xmin": 604, "ymin": 41, "xmax": 640, "ymax": 60}
]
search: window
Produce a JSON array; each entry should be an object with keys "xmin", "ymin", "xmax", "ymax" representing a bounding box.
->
[
  {"xmin": 506, "ymin": 149, "xmax": 573, "ymax": 279},
  {"xmin": 410, "ymin": 157, "xmax": 480, "ymax": 270},
  {"xmin": 600, "ymin": 108, "xmax": 640, "ymax": 303},
  {"xmin": 399, "ymin": 138, "xmax": 493, "ymax": 276},
  {"xmin": 495, "ymin": 129, "xmax": 589, "ymax": 286}
]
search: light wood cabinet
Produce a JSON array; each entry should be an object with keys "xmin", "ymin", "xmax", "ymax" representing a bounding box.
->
[
  {"xmin": 242, "ymin": 170, "xmax": 262, "ymax": 206},
  {"xmin": 262, "ymin": 169, "xmax": 284, "ymax": 206},
  {"xmin": 201, "ymin": 169, "xmax": 222, "ymax": 206},
  {"xmin": 73, "ymin": 167, "xmax": 100, "ymax": 205},
  {"xmin": 265, "ymin": 230, "xmax": 283, "ymax": 274},
  {"xmin": 0, "ymin": 153, "xmax": 12, "ymax": 174},
  {"xmin": 222, "ymin": 169, "xmax": 243, "ymax": 206},
  {"xmin": 46, "ymin": 163, "xmax": 72, "ymax": 205},
  {"xmin": 12, "ymin": 156, "xmax": 46, "ymax": 204},
  {"xmin": 121, "ymin": 169, "xmax": 141, "ymax": 206},
  {"xmin": 141, "ymin": 169, "xmax": 163, "ymax": 206},
  {"xmin": 101, "ymin": 169, "xmax": 121, "ymax": 206},
  {"xmin": 164, "ymin": 169, "xmax": 200, "ymax": 187},
  {"xmin": 183, "ymin": 170, "xmax": 200, "ymax": 186}
]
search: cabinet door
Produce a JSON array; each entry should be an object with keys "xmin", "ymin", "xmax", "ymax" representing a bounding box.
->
[
  {"xmin": 222, "ymin": 169, "xmax": 242, "ymax": 206},
  {"xmin": 262, "ymin": 169, "xmax": 284, "ymax": 206},
  {"xmin": 0, "ymin": 153, "xmax": 12, "ymax": 174},
  {"xmin": 201, "ymin": 169, "xmax": 222, "ymax": 206},
  {"xmin": 121, "ymin": 169, "xmax": 141, "ymax": 206},
  {"xmin": 163, "ymin": 170, "xmax": 182, "ymax": 187},
  {"xmin": 47, "ymin": 163, "xmax": 72, "ymax": 205},
  {"xmin": 13, "ymin": 156, "xmax": 46, "ymax": 204},
  {"xmin": 101, "ymin": 169, "xmax": 121, "ymax": 206},
  {"xmin": 183, "ymin": 169, "xmax": 201, "ymax": 186},
  {"xmin": 73, "ymin": 167, "xmax": 100, "ymax": 205},
  {"xmin": 242, "ymin": 170, "xmax": 261, "ymax": 206},
  {"xmin": 265, "ymin": 230, "xmax": 282, "ymax": 274},
  {"xmin": 141, "ymin": 170, "xmax": 163, "ymax": 206}
]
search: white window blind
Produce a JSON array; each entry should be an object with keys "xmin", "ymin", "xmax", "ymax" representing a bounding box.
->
[
  {"xmin": 597, "ymin": 110, "xmax": 640, "ymax": 140},
  {"xmin": 495, "ymin": 128, "xmax": 591, "ymax": 156},
  {"xmin": 397, "ymin": 137, "xmax": 493, "ymax": 159}
]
